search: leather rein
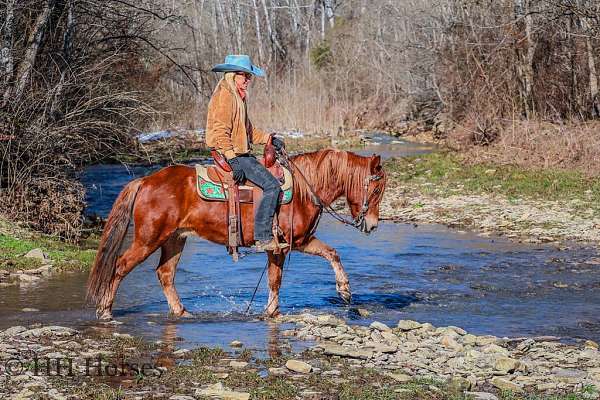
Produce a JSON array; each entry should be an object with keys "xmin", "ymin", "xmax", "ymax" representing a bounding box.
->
[{"xmin": 278, "ymin": 149, "xmax": 384, "ymax": 233}]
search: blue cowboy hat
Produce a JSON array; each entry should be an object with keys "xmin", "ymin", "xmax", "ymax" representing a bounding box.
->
[{"xmin": 211, "ymin": 54, "xmax": 265, "ymax": 77}]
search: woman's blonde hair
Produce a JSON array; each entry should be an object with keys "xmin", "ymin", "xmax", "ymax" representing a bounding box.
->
[{"xmin": 222, "ymin": 72, "xmax": 246, "ymax": 136}]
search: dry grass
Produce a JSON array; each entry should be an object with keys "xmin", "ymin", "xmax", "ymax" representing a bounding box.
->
[{"xmin": 446, "ymin": 120, "xmax": 600, "ymax": 176}]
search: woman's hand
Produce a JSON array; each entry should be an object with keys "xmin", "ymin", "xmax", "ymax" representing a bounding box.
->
[
  {"xmin": 271, "ymin": 136, "xmax": 285, "ymax": 152},
  {"xmin": 228, "ymin": 157, "xmax": 246, "ymax": 184}
]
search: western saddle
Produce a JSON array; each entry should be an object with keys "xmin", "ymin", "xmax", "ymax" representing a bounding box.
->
[{"xmin": 194, "ymin": 140, "xmax": 292, "ymax": 261}]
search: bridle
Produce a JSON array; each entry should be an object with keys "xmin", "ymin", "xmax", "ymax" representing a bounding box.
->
[{"xmin": 278, "ymin": 149, "xmax": 385, "ymax": 234}]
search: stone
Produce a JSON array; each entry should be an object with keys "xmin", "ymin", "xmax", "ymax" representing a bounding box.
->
[
  {"xmin": 173, "ymin": 349, "xmax": 190, "ymax": 356},
  {"xmin": 320, "ymin": 344, "xmax": 373, "ymax": 359},
  {"xmin": 494, "ymin": 357, "xmax": 520, "ymax": 373},
  {"xmin": 552, "ymin": 368, "xmax": 586, "ymax": 383},
  {"xmin": 229, "ymin": 361, "xmax": 248, "ymax": 369},
  {"xmin": 476, "ymin": 336, "xmax": 498, "ymax": 346},
  {"xmin": 481, "ymin": 344, "xmax": 508, "ymax": 355},
  {"xmin": 367, "ymin": 342, "xmax": 397, "ymax": 353},
  {"xmin": 285, "ymin": 359, "xmax": 312, "ymax": 373},
  {"xmin": 585, "ymin": 340, "xmax": 599, "ymax": 350},
  {"xmin": 112, "ymin": 332, "xmax": 133, "ymax": 339},
  {"xmin": 397, "ymin": 320, "xmax": 422, "ymax": 331},
  {"xmin": 322, "ymin": 369, "xmax": 341, "ymax": 376},
  {"xmin": 357, "ymin": 308, "xmax": 370, "ymax": 317},
  {"xmin": 18, "ymin": 274, "xmax": 41, "ymax": 283},
  {"xmin": 370, "ymin": 321, "xmax": 391, "ymax": 332},
  {"xmin": 447, "ymin": 326, "xmax": 467, "ymax": 336},
  {"xmin": 169, "ymin": 396, "xmax": 195, "ymax": 400},
  {"xmin": 195, "ymin": 383, "xmax": 250, "ymax": 400},
  {"xmin": 490, "ymin": 377, "xmax": 523, "ymax": 393},
  {"xmin": 21, "ymin": 308, "xmax": 39, "ymax": 312},
  {"xmin": 17, "ymin": 326, "xmax": 77, "ymax": 338},
  {"xmin": 386, "ymin": 372, "xmax": 412, "ymax": 383},
  {"xmin": 316, "ymin": 314, "xmax": 344, "ymax": 326},
  {"xmin": 463, "ymin": 334, "xmax": 478, "ymax": 345},
  {"xmin": 268, "ymin": 367, "xmax": 287, "ymax": 376},
  {"xmin": 447, "ymin": 376, "xmax": 473, "ymax": 391},
  {"xmin": 24, "ymin": 248, "xmax": 48, "ymax": 261},
  {"xmin": 26, "ymin": 265, "xmax": 52, "ymax": 275},
  {"xmin": 536, "ymin": 382, "xmax": 558, "ymax": 391},
  {"xmin": 440, "ymin": 335, "xmax": 463, "ymax": 351},
  {"xmin": 230, "ymin": 340, "xmax": 243, "ymax": 348},
  {"xmin": 464, "ymin": 392, "xmax": 499, "ymax": 400},
  {"xmin": 0, "ymin": 326, "xmax": 27, "ymax": 337}
]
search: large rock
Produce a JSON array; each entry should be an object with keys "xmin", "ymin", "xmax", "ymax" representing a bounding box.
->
[
  {"xmin": 195, "ymin": 383, "xmax": 250, "ymax": 400},
  {"xmin": 490, "ymin": 377, "xmax": 523, "ymax": 393},
  {"xmin": 24, "ymin": 248, "xmax": 49, "ymax": 262},
  {"xmin": 17, "ymin": 326, "xmax": 77, "ymax": 338},
  {"xmin": 386, "ymin": 372, "xmax": 412, "ymax": 383},
  {"xmin": 494, "ymin": 357, "xmax": 520, "ymax": 373},
  {"xmin": 465, "ymin": 392, "xmax": 499, "ymax": 400},
  {"xmin": 285, "ymin": 359, "xmax": 312, "ymax": 373},
  {"xmin": 229, "ymin": 361, "xmax": 248, "ymax": 369},
  {"xmin": 447, "ymin": 376, "xmax": 473, "ymax": 391},
  {"xmin": 320, "ymin": 344, "xmax": 373, "ymax": 359},
  {"xmin": 440, "ymin": 335, "xmax": 463, "ymax": 351},
  {"xmin": 370, "ymin": 321, "xmax": 391, "ymax": 332},
  {"xmin": 0, "ymin": 326, "xmax": 27, "ymax": 337},
  {"xmin": 397, "ymin": 320, "xmax": 422, "ymax": 331}
]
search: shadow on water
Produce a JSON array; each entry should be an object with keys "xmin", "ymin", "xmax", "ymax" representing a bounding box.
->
[{"xmin": 1, "ymin": 137, "xmax": 600, "ymax": 354}]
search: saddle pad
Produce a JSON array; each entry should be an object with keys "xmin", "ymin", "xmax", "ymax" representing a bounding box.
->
[{"xmin": 195, "ymin": 164, "xmax": 293, "ymax": 204}]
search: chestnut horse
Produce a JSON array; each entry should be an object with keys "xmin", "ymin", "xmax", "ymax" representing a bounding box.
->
[{"xmin": 86, "ymin": 149, "xmax": 387, "ymax": 320}]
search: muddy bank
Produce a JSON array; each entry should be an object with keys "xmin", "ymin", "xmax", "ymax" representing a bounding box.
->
[{"xmin": 1, "ymin": 316, "xmax": 597, "ymax": 399}]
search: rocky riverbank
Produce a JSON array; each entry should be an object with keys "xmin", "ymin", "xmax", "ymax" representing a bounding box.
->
[
  {"xmin": 1, "ymin": 315, "xmax": 597, "ymax": 399},
  {"xmin": 379, "ymin": 153, "xmax": 600, "ymax": 244}
]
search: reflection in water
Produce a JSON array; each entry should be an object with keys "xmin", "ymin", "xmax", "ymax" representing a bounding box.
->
[{"xmin": 266, "ymin": 321, "xmax": 282, "ymax": 358}]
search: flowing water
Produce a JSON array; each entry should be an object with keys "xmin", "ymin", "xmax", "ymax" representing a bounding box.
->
[{"xmin": 1, "ymin": 136, "xmax": 599, "ymax": 354}]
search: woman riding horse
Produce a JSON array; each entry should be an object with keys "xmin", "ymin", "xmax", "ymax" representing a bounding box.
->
[{"xmin": 206, "ymin": 54, "xmax": 287, "ymax": 252}]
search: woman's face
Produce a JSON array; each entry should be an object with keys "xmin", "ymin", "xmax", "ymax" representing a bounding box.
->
[{"xmin": 234, "ymin": 72, "xmax": 252, "ymax": 93}]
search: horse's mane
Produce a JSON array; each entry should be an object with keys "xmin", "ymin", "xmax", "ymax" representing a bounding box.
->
[{"xmin": 290, "ymin": 149, "xmax": 370, "ymax": 205}]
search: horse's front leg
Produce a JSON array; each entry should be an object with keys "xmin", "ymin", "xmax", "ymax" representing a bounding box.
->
[
  {"xmin": 265, "ymin": 252, "xmax": 286, "ymax": 318},
  {"xmin": 297, "ymin": 236, "xmax": 352, "ymax": 304}
]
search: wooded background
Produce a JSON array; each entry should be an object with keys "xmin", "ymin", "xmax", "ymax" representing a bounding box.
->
[{"xmin": 1, "ymin": 0, "xmax": 599, "ymax": 238}]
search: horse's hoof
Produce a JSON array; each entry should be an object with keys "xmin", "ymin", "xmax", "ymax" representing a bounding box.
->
[
  {"xmin": 338, "ymin": 290, "xmax": 352, "ymax": 305},
  {"xmin": 96, "ymin": 308, "xmax": 113, "ymax": 321},
  {"xmin": 171, "ymin": 309, "xmax": 194, "ymax": 319}
]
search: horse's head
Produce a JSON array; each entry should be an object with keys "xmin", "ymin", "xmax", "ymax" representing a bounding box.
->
[{"xmin": 347, "ymin": 155, "xmax": 387, "ymax": 234}]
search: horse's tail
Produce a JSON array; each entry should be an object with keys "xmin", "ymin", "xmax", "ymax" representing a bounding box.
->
[{"xmin": 86, "ymin": 178, "xmax": 143, "ymax": 305}]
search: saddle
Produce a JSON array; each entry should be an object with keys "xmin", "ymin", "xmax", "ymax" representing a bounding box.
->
[{"xmin": 194, "ymin": 142, "xmax": 293, "ymax": 261}]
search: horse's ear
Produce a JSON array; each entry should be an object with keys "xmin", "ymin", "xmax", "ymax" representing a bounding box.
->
[{"xmin": 369, "ymin": 155, "xmax": 381, "ymax": 173}]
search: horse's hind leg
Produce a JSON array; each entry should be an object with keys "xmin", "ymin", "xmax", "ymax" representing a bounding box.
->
[
  {"xmin": 265, "ymin": 252, "xmax": 286, "ymax": 318},
  {"xmin": 97, "ymin": 240, "xmax": 158, "ymax": 320},
  {"xmin": 156, "ymin": 234, "xmax": 191, "ymax": 318},
  {"xmin": 297, "ymin": 236, "xmax": 352, "ymax": 304}
]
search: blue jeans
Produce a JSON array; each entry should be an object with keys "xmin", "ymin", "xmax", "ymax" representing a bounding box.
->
[{"xmin": 236, "ymin": 154, "xmax": 282, "ymax": 241}]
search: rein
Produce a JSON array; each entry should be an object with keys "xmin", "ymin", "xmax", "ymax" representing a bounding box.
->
[{"xmin": 279, "ymin": 149, "xmax": 383, "ymax": 232}]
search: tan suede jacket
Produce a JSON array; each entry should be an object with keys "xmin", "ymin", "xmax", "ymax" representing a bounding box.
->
[{"xmin": 206, "ymin": 80, "xmax": 270, "ymax": 160}]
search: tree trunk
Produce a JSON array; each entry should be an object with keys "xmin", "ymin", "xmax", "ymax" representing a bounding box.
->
[
  {"xmin": 1, "ymin": 0, "xmax": 15, "ymax": 101},
  {"xmin": 514, "ymin": 0, "xmax": 536, "ymax": 118},
  {"xmin": 260, "ymin": 0, "xmax": 286, "ymax": 58},
  {"xmin": 323, "ymin": 0, "xmax": 335, "ymax": 28},
  {"xmin": 11, "ymin": 0, "xmax": 57, "ymax": 103},
  {"xmin": 252, "ymin": 0, "xmax": 264, "ymax": 62}
]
